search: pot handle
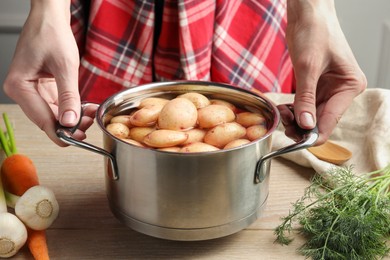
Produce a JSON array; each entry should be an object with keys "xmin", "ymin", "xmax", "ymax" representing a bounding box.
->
[
  {"xmin": 55, "ymin": 102, "xmax": 119, "ymax": 181},
  {"xmin": 254, "ymin": 104, "xmax": 319, "ymax": 184}
]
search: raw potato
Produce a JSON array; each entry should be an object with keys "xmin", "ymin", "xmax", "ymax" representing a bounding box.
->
[
  {"xmin": 110, "ymin": 115, "xmax": 133, "ymax": 127},
  {"xmin": 158, "ymin": 147, "xmax": 181, "ymax": 152},
  {"xmin": 246, "ymin": 125, "xmax": 267, "ymax": 141},
  {"xmin": 209, "ymin": 99, "xmax": 237, "ymax": 113},
  {"xmin": 143, "ymin": 129, "xmax": 188, "ymax": 148},
  {"xmin": 121, "ymin": 138, "xmax": 144, "ymax": 147},
  {"xmin": 198, "ymin": 104, "xmax": 235, "ymax": 129},
  {"xmin": 130, "ymin": 105, "xmax": 164, "ymax": 127},
  {"xmin": 180, "ymin": 142, "xmax": 219, "ymax": 153},
  {"xmin": 204, "ymin": 122, "xmax": 246, "ymax": 148},
  {"xmin": 106, "ymin": 123, "xmax": 130, "ymax": 138},
  {"xmin": 139, "ymin": 97, "xmax": 169, "ymax": 108},
  {"xmin": 224, "ymin": 139, "xmax": 251, "ymax": 149},
  {"xmin": 235, "ymin": 112, "xmax": 265, "ymax": 127},
  {"xmin": 178, "ymin": 92, "xmax": 210, "ymax": 109},
  {"xmin": 182, "ymin": 129, "xmax": 207, "ymax": 145},
  {"xmin": 129, "ymin": 127, "xmax": 155, "ymax": 143},
  {"xmin": 158, "ymin": 98, "xmax": 198, "ymax": 130}
]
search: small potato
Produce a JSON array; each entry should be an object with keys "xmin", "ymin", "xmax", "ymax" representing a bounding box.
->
[
  {"xmin": 180, "ymin": 142, "xmax": 219, "ymax": 153},
  {"xmin": 158, "ymin": 98, "xmax": 198, "ymax": 130},
  {"xmin": 246, "ymin": 125, "xmax": 268, "ymax": 141},
  {"xmin": 143, "ymin": 129, "xmax": 188, "ymax": 148},
  {"xmin": 110, "ymin": 115, "xmax": 133, "ymax": 127},
  {"xmin": 224, "ymin": 139, "xmax": 251, "ymax": 149},
  {"xmin": 130, "ymin": 105, "xmax": 163, "ymax": 127},
  {"xmin": 158, "ymin": 147, "xmax": 181, "ymax": 152},
  {"xmin": 177, "ymin": 92, "xmax": 210, "ymax": 109},
  {"xmin": 235, "ymin": 112, "xmax": 266, "ymax": 127},
  {"xmin": 139, "ymin": 97, "xmax": 169, "ymax": 108},
  {"xmin": 121, "ymin": 138, "xmax": 145, "ymax": 147},
  {"xmin": 182, "ymin": 128, "xmax": 207, "ymax": 145},
  {"xmin": 129, "ymin": 127, "xmax": 155, "ymax": 143},
  {"xmin": 204, "ymin": 122, "xmax": 246, "ymax": 148},
  {"xmin": 106, "ymin": 123, "xmax": 130, "ymax": 138},
  {"xmin": 209, "ymin": 99, "xmax": 237, "ymax": 113},
  {"xmin": 197, "ymin": 104, "xmax": 235, "ymax": 129}
]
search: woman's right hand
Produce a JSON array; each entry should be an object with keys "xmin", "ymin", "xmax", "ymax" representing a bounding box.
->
[{"xmin": 3, "ymin": 0, "xmax": 85, "ymax": 146}]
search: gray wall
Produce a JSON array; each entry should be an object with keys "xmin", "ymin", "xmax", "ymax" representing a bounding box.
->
[
  {"xmin": 335, "ymin": 0, "xmax": 390, "ymax": 90},
  {"xmin": 0, "ymin": 1, "xmax": 389, "ymax": 103},
  {"xmin": 0, "ymin": 0, "xmax": 29, "ymax": 103},
  {"xmin": 0, "ymin": 33, "xmax": 21, "ymax": 103}
]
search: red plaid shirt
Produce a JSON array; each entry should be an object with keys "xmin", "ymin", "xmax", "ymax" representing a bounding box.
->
[{"xmin": 71, "ymin": 0, "xmax": 294, "ymax": 103}]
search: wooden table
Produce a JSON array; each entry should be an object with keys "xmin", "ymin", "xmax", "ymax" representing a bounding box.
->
[{"xmin": 3, "ymin": 104, "xmax": 315, "ymax": 259}]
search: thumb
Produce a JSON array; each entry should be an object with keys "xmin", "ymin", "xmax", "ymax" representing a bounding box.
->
[
  {"xmin": 54, "ymin": 65, "xmax": 81, "ymax": 127},
  {"xmin": 293, "ymin": 69, "xmax": 318, "ymax": 130}
]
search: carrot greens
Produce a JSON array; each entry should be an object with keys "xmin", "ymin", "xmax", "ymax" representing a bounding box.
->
[{"xmin": 275, "ymin": 165, "xmax": 390, "ymax": 260}]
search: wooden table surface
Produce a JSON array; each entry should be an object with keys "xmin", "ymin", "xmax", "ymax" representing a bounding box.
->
[{"xmin": 3, "ymin": 104, "xmax": 316, "ymax": 260}]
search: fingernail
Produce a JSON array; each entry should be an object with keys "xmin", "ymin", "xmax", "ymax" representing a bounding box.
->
[
  {"xmin": 61, "ymin": 111, "xmax": 77, "ymax": 125},
  {"xmin": 299, "ymin": 112, "xmax": 315, "ymax": 128}
]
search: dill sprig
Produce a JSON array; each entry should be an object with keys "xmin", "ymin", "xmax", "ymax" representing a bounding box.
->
[{"xmin": 275, "ymin": 165, "xmax": 390, "ymax": 260}]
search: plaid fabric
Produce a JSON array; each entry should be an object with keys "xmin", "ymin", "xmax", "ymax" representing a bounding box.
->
[{"xmin": 71, "ymin": 0, "xmax": 293, "ymax": 103}]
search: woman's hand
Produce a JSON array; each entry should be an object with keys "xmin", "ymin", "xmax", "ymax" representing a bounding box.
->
[
  {"xmin": 3, "ymin": 0, "xmax": 83, "ymax": 146},
  {"xmin": 286, "ymin": 0, "xmax": 367, "ymax": 144}
]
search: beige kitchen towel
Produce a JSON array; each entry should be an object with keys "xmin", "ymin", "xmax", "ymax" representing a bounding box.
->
[{"xmin": 265, "ymin": 88, "xmax": 390, "ymax": 174}]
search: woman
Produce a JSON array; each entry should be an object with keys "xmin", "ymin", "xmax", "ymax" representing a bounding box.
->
[{"xmin": 3, "ymin": 0, "xmax": 366, "ymax": 146}]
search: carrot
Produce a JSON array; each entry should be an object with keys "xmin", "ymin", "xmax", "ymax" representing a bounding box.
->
[
  {"xmin": 1, "ymin": 154, "xmax": 39, "ymax": 195},
  {"xmin": 0, "ymin": 113, "xmax": 50, "ymax": 260},
  {"xmin": 27, "ymin": 229, "xmax": 49, "ymax": 260}
]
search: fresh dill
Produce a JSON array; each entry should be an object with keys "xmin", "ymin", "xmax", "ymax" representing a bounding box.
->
[{"xmin": 275, "ymin": 164, "xmax": 390, "ymax": 260}]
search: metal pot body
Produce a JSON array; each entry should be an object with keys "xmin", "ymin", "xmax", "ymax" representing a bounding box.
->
[{"xmin": 95, "ymin": 81, "xmax": 278, "ymax": 240}]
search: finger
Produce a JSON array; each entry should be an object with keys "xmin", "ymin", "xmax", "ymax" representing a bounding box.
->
[
  {"xmin": 69, "ymin": 129, "xmax": 87, "ymax": 141},
  {"xmin": 78, "ymin": 115, "xmax": 95, "ymax": 134},
  {"xmin": 278, "ymin": 104, "xmax": 311, "ymax": 141},
  {"xmin": 277, "ymin": 104, "xmax": 297, "ymax": 140},
  {"xmin": 82, "ymin": 103, "xmax": 99, "ymax": 119},
  {"xmin": 277, "ymin": 104, "xmax": 295, "ymax": 126},
  {"xmin": 293, "ymin": 61, "xmax": 321, "ymax": 130},
  {"xmin": 315, "ymin": 89, "xmax": 358, "ymax": 144},
  {"xmin": 51, "ymin": 61, "xmax": 81, "ymax": 128}
]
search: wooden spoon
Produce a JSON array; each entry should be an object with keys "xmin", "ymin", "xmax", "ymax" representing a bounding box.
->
[{"xmin": 307, "ymin": 141, "xmax": 352, "ymax": 165}]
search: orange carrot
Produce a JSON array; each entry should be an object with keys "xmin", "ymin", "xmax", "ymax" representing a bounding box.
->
[
  {"xmin": 0, "ymin": 113, "xmax": 50, "ymax": 260},
  {"xmin": 27, "ymin": 229, "xmax": 50, "ymax": 260},
  {"xmin": 1, "ymin": 154, "xmax": 39, "ymax": 195}
]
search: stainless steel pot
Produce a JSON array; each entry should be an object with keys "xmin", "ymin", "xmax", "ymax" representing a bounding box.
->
[{"xmin": 56, "ymin": 81, "xmax": 318, "ymax": 241}]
